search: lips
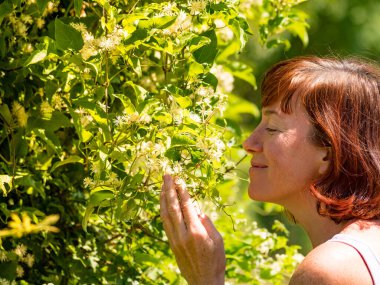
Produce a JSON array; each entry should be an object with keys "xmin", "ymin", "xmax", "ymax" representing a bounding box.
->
[{"xmin": 251, "ymin": 160, "xmax": 268, "ymax": 168}]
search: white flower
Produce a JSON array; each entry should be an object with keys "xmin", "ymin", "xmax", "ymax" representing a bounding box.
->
[
  {"xmin": 162, "ymin": 2, "xmax": 177, "ymax": 16},
  {"xmin": 269, "ymin": 260, "xmax": 282, "ymax": 275},
  {"xmin": 99, "ymin": 36, "xmax": 116, "ymax": 51},
  {"xmin": 16, "ymin": 265, "xmax": 24, "ymax": 277},
  {"xmin": 0, "ymin": 251, "xmax": 7, "ymax": 262},
  {"xmin": 140, "ymin": 114, "xmax": 152, "ymax": 124},
  {"xmin": 203, "ymin": 97, "xmax": 211, "ymax": 106},
  {"xmin": 108, "ymin": 172, "xmax": 121, "ymax": 186},
  {"xmin": 36, "ymin": 18, "xmax": 45, "ymax": 29},
  {"xmin": 159, "ymin": 158, "xmax": 172, "ymax": 173},
  {"xmin": 214, "ymin": 19, "xmax": 225, "ymax": 28},
  {"xmin": 114, "ymin": 115, "xmax": 127, "ymax": 127},
  {"xmin": 80, "ymin": 115, "xmax": 93, "ymax": 127},
  {"xmin": 115, "ymin": 27, "xmax": 129, "ymax": 39},
  {"xmin": 196, "ymin": 139, "xmax": 208, "ymax": 151},
  {"xmin": 98, "ymin": 102, "xmax": 108, "ymax": 112},
  {"xmin": 14, "ymin": 244, "xmax": 27, "ymax": 257},
  {"xmin": 90, "ymin": 163, "xmax": 101, "ymax": 174},
  {"xmin": 258, "ymin": 239, "xmax": 275, "ymax": 255},
  {"xmin": 71, "ymin": 23, "xmax": 87, "ymax": 34},
  {"xmin": 171, "ymin": 108, "xmax": 184, "ymax": 125},
  {"xmin": 189, "ymin": 112, "xmax": 202, "ymax": 123},
  {"xmin": 23, "ymin": 253, "xmax": 35, "ymax": 268},
  {"xmin": 152, "ymin": 143, "xmax": 166, "ymax": 157},
  {"xmin": 218, "ymin": 26, "xmax": 234, "ymax": 42},
  {"xmin": 292, "ymin": 253, "xmax": 305, "ymax": 264},
  {"xmin": 128, "ymin": 112, "xmax": 140, "ymax": 123},
  {"xmin": 172, "ymin": 162, "xmax": 183, "ymax": 174},
  {"xmin": 177, "ymin": 10, "xmax": 188, "ymax": 23},
  {"xmin": 197, "ymin": 86, "xmax": 214, "ymax": 97},
  {"xmin": 140, "ymin": 141, "xmax": 152, "ymax": 153},
  {"xmin": 253, "ymin": 228, "xmax": 270, "ymax": 239},
  {"xmin": 83, "ymin": 177, "xmax": 94, "ymax": 188},
  {"xmin": 0, "ymin": 278, "xmax": 10, "ymax": 285},
  {"xmin": 211, "ymin": 65, "xmax": 234, "ymax": 92},
  {"xmin": 189, "ymin": 0, "xmax": 207, "ymax": 15},
  {"xmin": 174, "ymin": 177, "xmax": 187, "ymax": 189}
]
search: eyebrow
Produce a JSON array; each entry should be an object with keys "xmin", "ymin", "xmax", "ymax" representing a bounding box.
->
[{"xmin": 262, "ymin": 109, "xmax": 282, "ymax": 117}]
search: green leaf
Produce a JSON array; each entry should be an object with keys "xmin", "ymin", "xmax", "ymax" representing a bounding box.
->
[
  {"xmin": 74, "ymin": 0, "xmax": 83, "ymax": 16},
  {"xmin": 115, "ymin": 199, "xmax": 138, "ymax": 221},
  {"xmin": 138, "ymin": 16, "xmax": 176, "ymax": 29},
  {"xmin": 37, "ymin": 0, "xmax": 49, "ymax": 14},
  {"xmin": 188, "ymin": 36, "xmax": 211, "ymax": 53},
  {"xmin": 124, "ymin": 29, "xmax": 149, "ymax": 46},
  {"xmin": 28, "ymin": 111, "xmax": 72, "ymax": 132},
  {"xmin": 89, "ymin": 190, "xmax": 114, "ymax": 205},
  {"xmin": 152, "ymin": 112, "xmax": 172, "ymax": 124},
  {"xmin": 0, "ymin": 104, "xmax": 12, "ymax": 126},
  {"xmin": 193, "ymin": 30, "xmax": 218, "ymax": 65},
  {"xmin": 224, "ymin": 94, "xmax": 260, "ymax": 121},
  {"xmin": 202, "ymin": 72, "xmax": 218, "ymax": 90},
  {"xmin": 24, "ymin": 50, "xmax": 47, "ymax": 66},
  {"xmin": 55, "ymin": 18, "xmax": 84, "ymax": 51},
  {"xmin": 165, "ymin": 147, "xmax": 181, "ymax": 161},
  {"xmin": 288, "ymin": 22, "xmax": 309, "ymax": 47},
  {"xmin": 171, "ymin": 134, "xmax": 195, "ymax": 146},
  {"xmin": 51, "ymin": 155, "xmax": 84, "ymax": 172},
  {"xmin": 112, "ymin": 93, "xmax": 136, "ymax": 113},
  {"xmin": 0, "ymin": 0, "xmax": 13, "ymax": 23},
  {"xmin": 82, "ymin": 191, "xmax": 114, "ymax": 231},
  {"xmin": 224, "ymin": 61, "xmax": 256, "ymax": 88},
  {"xmin": 173, "ymin": 95, "xmax": 192, "ymax": 108},
  {"xmin": 187, "ymin": 61, "xmax": 205, "ymax": 77}
]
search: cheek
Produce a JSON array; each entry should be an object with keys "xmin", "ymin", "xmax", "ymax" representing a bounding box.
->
[{"xmin": 268, "ymin": 140, "xmax": 317, "ymax": 187}]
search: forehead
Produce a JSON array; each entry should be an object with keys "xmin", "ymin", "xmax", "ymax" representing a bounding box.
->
[
  {"xmin": 262, "ymin": 99, "xmax": 311, "ymax": 127},
  {"xmin": 262, "ymin": 95, "xmax": 302, "ymax": 116}
]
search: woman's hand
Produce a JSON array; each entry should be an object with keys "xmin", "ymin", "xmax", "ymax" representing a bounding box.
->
[{"xmin": 160, "ymin": 174, "xmax": 226, "ymax": 285}]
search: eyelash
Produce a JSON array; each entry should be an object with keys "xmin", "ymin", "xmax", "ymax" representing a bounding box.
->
[{"xmin": 265, "ymin": 127, "xmax": 278, "ymax": 133}]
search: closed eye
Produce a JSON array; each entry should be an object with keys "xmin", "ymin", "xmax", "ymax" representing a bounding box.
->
[{"xmin": 265, "ymin": 127, "xmax": 278, "ymax": 133}]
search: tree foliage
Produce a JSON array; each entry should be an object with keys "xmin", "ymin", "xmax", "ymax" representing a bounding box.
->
[{"xmin": 0, "ymin": 0, "xmax": 308, "ymax": 283}]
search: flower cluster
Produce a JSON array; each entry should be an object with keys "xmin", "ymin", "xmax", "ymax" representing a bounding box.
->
[
  {"xmin": 71, "ymin": 23, "xmax": 129, "ymax": 60},
  {"xmin": 188, "ymin": 0, "xmax": 208, "ymax": 15},
  {"xmin": 161, "ymin": 10, "xmax": 193, "ymax": 37},
  {"xmin": 113, "ymin": 112, "xmax": 152, "ymax": 128},
  {"xmin": 0, "ymin": 244, "xmax": 35, "ymax": 282},
  {"xmin": 196, "ymin": 136, "xmax": 226, "ymax": 160}
]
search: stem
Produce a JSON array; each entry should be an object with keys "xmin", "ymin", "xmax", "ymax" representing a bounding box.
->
[
  {"xmin": 163, "ymin": 51, "xmax": 168, "ymax": 83},
  {"xmin": 128, "ymin": 0, "xmax": 141, "ymax": 14},
  {"xmin": 0, "ymin": 153, "xmax": 10, "ymax": 164}
]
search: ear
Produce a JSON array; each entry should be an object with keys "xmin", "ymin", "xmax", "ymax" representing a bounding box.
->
[{"xmin": 318, "ymin": 147, "xmax": 331, "ymax": 175}]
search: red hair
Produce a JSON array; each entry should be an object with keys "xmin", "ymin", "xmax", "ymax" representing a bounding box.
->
[{"xmin": 261, "ymin": 56, "xmax": 380, "ymax": 223}]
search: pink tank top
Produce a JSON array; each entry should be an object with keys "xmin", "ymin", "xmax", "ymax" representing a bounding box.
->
[{"xmin": 329, "ymin": 233, "xmax": 380, "ymax": 285}]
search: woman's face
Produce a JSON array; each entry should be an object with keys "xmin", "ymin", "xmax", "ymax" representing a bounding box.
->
[{"xmin": 243, "ymin": 99, "xmax": 328, "ymax": 206}]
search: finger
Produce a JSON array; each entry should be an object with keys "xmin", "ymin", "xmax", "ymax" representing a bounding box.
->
[
  {"xmin": 160, "ymin": 188, "xmax": 172, "ymax": 231},
  {"xmin": 163, "ymin": 174, "xmax": 187, "ymax": 233},
  {"xmin": 199, "ymin": 214, "xmax": 222, "ymax": 240},
  {"xmin": 175, "ymin": 178, "xmax": 203, "ymax": 229}
]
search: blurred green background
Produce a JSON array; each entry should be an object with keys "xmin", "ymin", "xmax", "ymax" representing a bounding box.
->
[{"xmin": 235, "ymin": 0, "xmax": 380, "ymax": 255}]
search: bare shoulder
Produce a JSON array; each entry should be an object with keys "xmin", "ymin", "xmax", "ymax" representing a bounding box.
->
[{"xmin": 289, "ymin": 240, "xmax": 372, "ymax": 285}]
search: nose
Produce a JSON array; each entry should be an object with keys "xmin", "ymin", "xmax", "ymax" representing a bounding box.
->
[{"xmin": 243, "ymin": 128, "xmax": 263, "ymax": 154}]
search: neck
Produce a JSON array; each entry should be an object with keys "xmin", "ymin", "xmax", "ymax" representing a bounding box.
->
[{"xmin": 282, "ymin": 192, "xmax": 345, "ymax": 248}]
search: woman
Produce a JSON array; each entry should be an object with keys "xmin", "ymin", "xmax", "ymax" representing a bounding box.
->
[{"xmin": 160, "ymin": 56, "xmax": 380, "ymax": 284}]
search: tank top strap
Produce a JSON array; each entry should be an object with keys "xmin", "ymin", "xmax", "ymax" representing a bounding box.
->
[{"xmin": 329, "ymin": 233, "xmax": 380, "ymax": 285}]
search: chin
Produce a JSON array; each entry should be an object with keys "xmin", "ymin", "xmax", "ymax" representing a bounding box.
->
[{"xmin": 248, "ymin": 184, "xmax": 267, "ymax": 202}]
